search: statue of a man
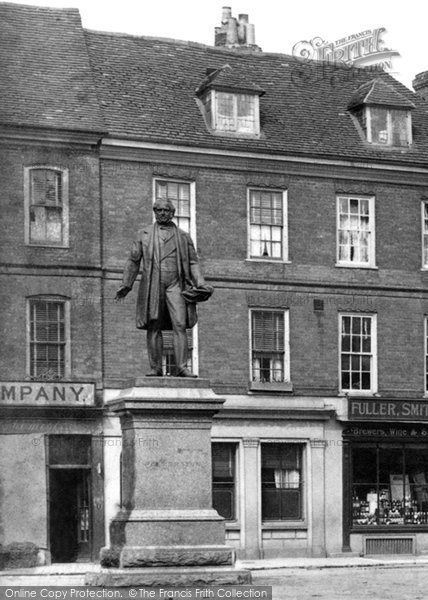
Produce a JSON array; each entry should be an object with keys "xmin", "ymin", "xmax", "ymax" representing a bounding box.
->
[{"xmin": 115, "ymin": 199, "xmax": 211, "ymax": 377}]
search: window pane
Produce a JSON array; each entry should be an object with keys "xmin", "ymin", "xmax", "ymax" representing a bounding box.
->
[
  {"xmin": 237, "ymin": 94, "xmax": 256, "ymax": 132},
  {"xmin": 30, "ymin": 169, "xmax": 62, "ymax": 206},
  {"xmin": 338, "ymin": 196, "xmax": 372, "ymax": 264},
  {"xmin": 262, "ymin": 444, "xmax": 302, "ymax": 521},
  {"xmin": 391, "ymin": 110, "xmax": 409, "ymax": 147},
  {"xmin": 249, "ymin": 191, "xmax": 283, "ymax": 259},
  {"xmin": 371, "ymin": 108, "xmax": 389, "ymax": 144},
  {"xmin": 29, "ymin": 300, "xmax": 66, "ymax": 379},
  {"xmin": 155, "ymin": 180, "xmax": 191, "ymax": 233},
  {"xmin": 340, "ymin": 315, "xmax": 374, "ymax": 392},
  {"xmin": 29, "ymin": 170, "xmax": 63, "ymax": 244},
  {"xmin": 212, "ymin": 443, "xmax": 236, "ymax": 520}
]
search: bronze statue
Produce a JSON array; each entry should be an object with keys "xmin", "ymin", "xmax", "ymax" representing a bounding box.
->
[{"xmin": 115, "ymin": 199, "xmax": 212, "ymax": 377}]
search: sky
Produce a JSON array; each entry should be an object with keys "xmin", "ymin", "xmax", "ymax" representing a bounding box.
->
[{"xmin": 6, "ymin": 0, "xmax": 427, "ymax": 89}]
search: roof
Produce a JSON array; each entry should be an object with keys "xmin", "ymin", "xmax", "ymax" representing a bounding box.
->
[
  {"xmin": 0, "ymin": 2, "xmax": 104, "ymax": 132},
  {"xmin": 84, "ymin": 30, "xmax": 428, "ymax": 165},
  {"xmin": 1, "ymin": 3, "xmax": 428, "ymax": 166},
  {"xmin": 195, "ymin": 64, "xmax": 266, "ymax": 96},
  {"xmin": 348, "ymin": 78, "xmax": 416, "ymax": 110}
]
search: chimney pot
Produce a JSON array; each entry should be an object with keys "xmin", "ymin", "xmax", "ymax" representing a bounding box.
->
[
  {"xmin": 214, "ymin": 8, "xmax": 261, "ymax": 51},
  {"xmin": 226, "ymin": 17, "xmax": 238, "ymax": 45},
  {"xmin": 246, "ymin": 23, "xmax": 256, "ymax": 46},
  {"xmin": 221, "ymin": 6, "xmax": 232, "ymax": 23}
]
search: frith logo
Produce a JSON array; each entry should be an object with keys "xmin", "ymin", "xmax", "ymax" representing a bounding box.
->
[{"xmin": 292, "ymin": 28, "xmax": 400, "ymax": 71}]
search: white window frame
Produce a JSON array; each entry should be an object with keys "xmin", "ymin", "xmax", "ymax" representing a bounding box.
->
[
  {"xmin": 247, "ymin": 188, "xmax": 288, "ymax": 263},
  {"xmin": 211, "ymin": 90, "xmax": 260, "ymax": 136},
  {"xmin": 152, "ymin": 177, "xmax": 196, "ymax": 243},
  {"xmin": 26, "ymin": 296, "xmax": 71, "ymax": 379},
  {"xmin": 24, "ymin": 166, "xmax": 69, "ymax": 247},
  {"xmin": 422, "ymin": 201, "xmax": 428, "ymax": 270},
  {"xmin": 365, "ymin": 106, "xmax": 412, "ymax": 147},
  {"xmin": 339, "ymin": 312, "xmax": 377, "ymax": 396},
  {"xmin": 336, "ymin": 195, "xmax": 376, "ymax": 268},
  {"xmin": 152, "ymin": 177, "xmax": 198, "ymax": 374},
  {"xmin": 249, "ymin": 308, "xmax": 290, "ymax": 386}
]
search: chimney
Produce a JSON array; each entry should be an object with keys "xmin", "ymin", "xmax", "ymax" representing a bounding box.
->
[
  {"xmin": 214, "ymin": 7, "xmax": 261, "ymax": 51},
  {"xmin": 413, "ymin": 71, "xmax": 428, "ymax": 101}
]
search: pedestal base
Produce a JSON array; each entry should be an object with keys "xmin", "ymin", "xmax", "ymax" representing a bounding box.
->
[
  {"xmin": 97, "ymin": 379, "xmax": 251, "ymax": 585},
  {"xmin": 85, "ymin": 566, "xmax": 251, "ymax": 587}
]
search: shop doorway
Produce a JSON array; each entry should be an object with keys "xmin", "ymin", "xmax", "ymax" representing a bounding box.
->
[
  {"xmin": 47, "ymin": 435, "xmax": 98, "ymax": 563},
  {"xmin": 49, "ymin": 468, "xmax": 91, "ymax": 562}
]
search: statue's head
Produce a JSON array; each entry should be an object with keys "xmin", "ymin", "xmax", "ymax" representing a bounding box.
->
[{"xmin": 153, "ymin": 199, "xmax": 175, "ymax": 225}]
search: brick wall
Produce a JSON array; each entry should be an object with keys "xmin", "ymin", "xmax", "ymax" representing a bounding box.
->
[
  {"xmin": 101, "ymin": 157, "xmax": 428, "ymax": 395},
  {"xmin": 0, "ymin": 144, "xmax": 101, "ymax": 267}
]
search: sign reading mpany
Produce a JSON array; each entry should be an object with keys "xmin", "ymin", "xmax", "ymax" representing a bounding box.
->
[{"xmin": 0, "ymin": 382, "xmax": 95, "ymax": 406}]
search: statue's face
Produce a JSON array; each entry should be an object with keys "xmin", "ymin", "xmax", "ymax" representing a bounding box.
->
[{"xmin": 153, "ymin": 201, "xmax": 174, "ymax": 225}]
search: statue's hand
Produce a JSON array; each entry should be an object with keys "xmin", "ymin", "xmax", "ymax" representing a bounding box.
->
[{"xmin": 115, "ymin": 286, "xmax": 131, "ymax": 302}]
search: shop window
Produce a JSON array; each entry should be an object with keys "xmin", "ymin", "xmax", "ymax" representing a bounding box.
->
[
  {"xmin": 154, "ymin": 179, "xmax": 193, "ymax": 235},
  {"xmin": 248, "ymin": 189, "xmax": 287, "ymax": 261},
  {"xmin": 25, "ymin": 167, "xmax": 69, "ymax": 246},
  {"xmin": 27, "ymin": 297, "xmax": 70, "ymax": 379},
  {"xmin": 212, "ymin": 443, "xmax": 237, "ymax": 520},
  {"xmin": 337, "ymin": 196, "xmax": 375, "ymax": 267},
  {"xmin": 161, "ymin": 329, "xmax": 194, "ymax": 376},
  {"xmin": 250, "ymin": 310, "xmax": 289, "ymax": 384},
  {"xmin": 352, "ymin": 443, "xmax": 428, "ymax": 527},
  {"xmin": 261, "ymin": 443, "xmax": 303, "ymax": 521},
  {"xmin": 340, "ymin": 313, "xmax": 377, "ymax": 394}
]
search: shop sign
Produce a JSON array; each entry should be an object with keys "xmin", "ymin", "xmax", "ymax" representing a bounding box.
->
[
  {"xmin": 0, "ymin": 381, "xmax": 95, "ymax": 406},
  {"xmin": 349, "ymin": 398, "xmax": 428, "ymax": 422},
  {"xmin": 343, "ymin": 424, "xmax": 428, "ymax": 439}
]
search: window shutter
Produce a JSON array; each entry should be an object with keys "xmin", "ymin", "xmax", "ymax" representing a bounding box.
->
[
  {"xmin": 252, "ymin": 311, "xmax": 284, "ymax": 352},
  {"xmin": 162, "ymin": 329, "xmax": 193, "ymax": 349},
  {"xmin": 30, "ymin": 169, "xmax": 62, "ymax": 206}
]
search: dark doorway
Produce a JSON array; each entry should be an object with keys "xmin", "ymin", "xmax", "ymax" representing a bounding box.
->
[{"xmin": 49, "ymin": 468, "xmax": 91, "ymax": 562}]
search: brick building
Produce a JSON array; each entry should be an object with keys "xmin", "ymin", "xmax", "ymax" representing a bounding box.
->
[{"xmin": 2, "ymin": 2, "xmax": 428, "ymax": 563}]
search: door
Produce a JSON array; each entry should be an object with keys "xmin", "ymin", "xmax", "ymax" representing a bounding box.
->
[
  {"xmin": 48, "ymin": 435, "xmax": 94, "ymax": 563},
  {"xmin": 49, "ymin": 468, "xmax": 91, "ymax": 562}
]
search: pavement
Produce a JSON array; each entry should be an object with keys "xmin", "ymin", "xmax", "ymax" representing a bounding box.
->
[{"xmin": 2, "ymin": 555, "xmax": 428, "ymax": 586}]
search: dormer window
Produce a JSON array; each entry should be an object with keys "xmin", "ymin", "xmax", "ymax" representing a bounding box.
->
[
  {"xmin": 356, "ymin": 106, "xmax": 411, "ymax": 147},
  {"xmin": 349, "ymin": 78, "xmax": 415, "ymax": 149},
  {"xmin": 213, "ymin": 91, "xmax": 259, "ymax": 134},
  {"xmin": 196, "ymin": 65, "xmax": 264, "ymax": 137}
]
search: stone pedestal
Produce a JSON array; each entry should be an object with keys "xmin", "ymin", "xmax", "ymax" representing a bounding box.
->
[{"xmin": 88, "ymin": 377, "xmax": 250, "ymax": 586}]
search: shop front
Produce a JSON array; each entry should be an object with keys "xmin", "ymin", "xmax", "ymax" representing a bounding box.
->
[
  {"xmin": 0, "ymin": 381, "xmax": 105, "ymax": 565},
  {"xmin": 342, "ymin": 398, "xmax": 428, "ymax": 555}
]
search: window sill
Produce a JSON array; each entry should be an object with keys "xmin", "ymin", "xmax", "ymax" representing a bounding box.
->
[
  {"xmin": 249, "ymin": 381, "xmax": 293, "ymax": 393},
  {"xmin": 224, "ymin": 522, "xmax": 241, "ymax": 530},
  {"xmin": 26, "ymin": 243, "xmax": 69, "ymax": 249},
  {"xmin": 335, "ymin": 263, "xmax": 378, "ymax": 270},
  {"xmin": 245, "ymin": 259, "xmax": 291, "ymax": 265},
  {"xmin": 342, "ymin": 391, "xmax": 378, "ymax": 397},
  {"xmin": 209, "ymin": 129, "xmax": 261, "ymax": 139},
  {"xmin": 262, "ymin": 522, "xmax": 306, "ymax": 529}
]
